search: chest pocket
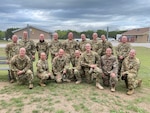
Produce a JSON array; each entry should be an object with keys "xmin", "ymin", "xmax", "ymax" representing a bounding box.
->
[
  {"xmin": 85, "ymin": 54, "xmax": 95, "ymax": 64},
  {"xmin": 104, "ymin": 59, "xmax": 113, "ymax": 71}
]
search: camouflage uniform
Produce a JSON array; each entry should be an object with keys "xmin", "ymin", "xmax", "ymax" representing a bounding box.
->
[
  {"xmin": 90, "ymin": 39, "xmax": 102, "ymax": 56},
  {"xmin": 101, "ymin": 40, "xmax": 113, "ymax": 56},
  {"xmin": 19, "ymin": 39, "xmax": 36, "ymax": 71},
  {"xmin": 121, "ymin": 56, "xmax": 140, "ymax": 90},
  {"xmin": 63, "ymin": 39, "xmax": 78, "ymax": 65},
  {"xmin": 49, "ymin": 40, "xmax": 62, "ymax": 60},
  {"xmin": 36, "ymin": 40, "xmax": 49, "ymax": 59},
  {"xmin": 80, "ymin": 51, "xmax": 102, "ymax": 84},
  {"xmin": 52, "ymin": 55, "xmax": 70, "ymax": 83},
  {"xmin": 36, "ymin": 59, "xmax": 53, "ymax": 85},
  {"xmin": 5, "ymin": 42, "xmax": 20, "ymax": 81},
  {"xmin": 101, "ymin": 55, "xmax": 118, "ymax": 88},
  {"xmin": 116, "ymin": 42, "xmax": 131, "ymax": 77},
  {"xmin": 79, "ymin": 40, "xmax": 90, "ymax": 52},
  {"xmin": 10, "ymin": 55, "xmax": 33, "ymax": 86}
]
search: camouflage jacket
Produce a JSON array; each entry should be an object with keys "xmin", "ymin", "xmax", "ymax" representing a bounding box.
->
[
  {"xmin": 90, "ymin": 39, "xmax": 102, "ymax": 56},
  {"xmin": 116, "ymin": 43, "xmax": 131, "ymax": 58},
  {"xmin": 19, "ymin": 39, "xmax": 36, "ymax": 59},
  {"xmin": 101, "ymin": 40, "xmax": 113, "ymax": 56},
  {"xmin": 5, "ymin": 42, "xmax": 20, "ymax": 61},
  {"xmin": 63, "ymin": 39, "xmax": 78, "ymax": 56},
  {"xmin": 36, "ymin": 41, "xmax": 49, "ymax": 55},
  {"xmin": 72, "ymin": 56, "xmax": 81, "ymax": 70},
  {"xmin": 36, "ymin": 59, "xmax": 49, "ymax": 73},
  {"xmin": 11, "ymin": 55, "xmax": 31, "ymax": 72},
  {"xmin": 121, "ymin": 56, "xmax": 140, "ymax": 75},
  {"xmin": 81, "ymin": 51, "xmax": 100, "ymax": 68},
  {"xmin": 101, "ymin": 55, "xmax": 118, "ymax": 74},
  {"xmin": 49, "ymin": 40, "xmax": 62, "ymax": 55},
  {"xmin": 52, "ymin": 55, "xmax": 70, "ymax": 74}
]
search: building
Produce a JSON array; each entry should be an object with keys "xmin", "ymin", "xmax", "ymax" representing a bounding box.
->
[
  {"xmin": 121, "ymin": 27, "xmax": 150, "ymax": 43},
  {"xmin": 12, "ymin": 25, "xmax": 52, "ymax": 42}
]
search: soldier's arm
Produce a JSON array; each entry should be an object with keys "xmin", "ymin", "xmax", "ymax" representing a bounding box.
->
[
  {"xmin": 128, "ymin": 60, "xmax": 140, "ymax": 74},
  {"xmin": 52, "ymin": 58, "xmax": 57, "ymax": 74},
  {"xmin": 80, "ymin": 54, "xmax": 90, "ymax": 68},
  {"xmin": 31, "ymin": 40, "xmax": 36, "ymax": 56},
  {"xmin": 112, "ymin": 56, "xmax": 118, "ymax": 74},
  {"xmin": 5, "ymin": 44, "xmax": 10, "ymax": 60},
  {"xmin": 10, "ymin": 56, "xmax": 19, "ymax": 72},
  {"xmin": 97, "ymin": 42, "xmax": 102, "ymax": 56}
]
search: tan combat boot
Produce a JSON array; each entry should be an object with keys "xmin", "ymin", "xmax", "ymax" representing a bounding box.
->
[
  {"xmin": 127, "ymin": 89, "xmax": 134, "ymax": 95},
  {"xmin": 29, "ymin": 84, "xmax": 33, "ymax": 89},
  {"xmin": 75, "ymin": 80, "xmax": 81, "ymax": 84},
  {"xmin": 10, "ymin": 79, "xmax": 15, "ymax": 83},
  {"xmin": 138, "ymin": 79, "xmax": 142, "ymax": 87},
  {"xmin": 39, "ymin": 82, "xmax": 46, "ymax": 87},
  {"xmin": 96, "ymin": 83, "xmax": 104, "ymax": 90},
  {"xmin": 110, "ymin": 87, "xmax": 116, "ymax": 92}
]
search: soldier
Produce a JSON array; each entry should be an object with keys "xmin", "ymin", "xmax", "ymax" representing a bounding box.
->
[
  {"xmin": 116, "ymin": 36, "xmax": 131, "ymax": 78},
  {"xmin": 80, "ymin": 43, "xmax": 104, "ymax": 90},
  {"xmin": 36, "ymin": 34, "xmax": 49, "ymax": 59},
  {"xmin": 36, "ymin": 52, "xmax": 53, "ymax": 87},
  {"xmin": 63, "ymin": 32, "xmax": 78, "ymax": 65},
  {"xmin": 90, "ymin": 33, "xmax": 102, "ymax": 56},
  {"xmin": 49, "ymin": 32, "xmax": 62, "ymax": 60},
  {"xmin": 78, "ymin": 34, "xmax": 90, "ymax": 52},
  {"xmin": 101, "ymin": 48, "xmax": 118, "ymax": 92},
  {"xmin": 67, "ymin": 50, "xmax": 83, "ymax": 84},
  {"xmin": 52, "ymin": 49, "xmax": 70, "ymax": 83},
  {"xmin": 11, "ymin": 48, "xmax": 34, "ymax": 89},
  {"xmin": 101, "ymin": 34, "xmax": 113, "ymax": 56},
  {"xmin": 5, "ymin": 35, "xmax": 20, "ymax": 83},
  {"xmin": 121, "ymin": 49, "xmax": 142, "ymax": 95},
  {"xmin": 19, "ymin": 31, "xmax": 36, "ymax": 72}
]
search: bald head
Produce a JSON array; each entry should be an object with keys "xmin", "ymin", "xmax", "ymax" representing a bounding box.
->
[
  {"xmin": 23, "ymin": 31, "xmax": 28, "ymax": 40},
  {"xmin": 92, "ymin": 33, "xmax": 98, "ymax": 40},
  {"xmin": 122, "ymin": 36, "xmax": 128, "ymax": 43},
  {"xmin": 81, "ymin": 34, "xmax": 86, "ymax": 41},
  {"xmin": 40, "ymin": 52, "xmax": 46, "ymax": 60},
  {"xmin": 53, "ymin": 32, "xmax": 58, "ymax": 40},
  {"xmin": 75, "ymin": 50, "xmax": 81, "ymax": 57},
  {"xmin": 129, "ymin": 49, "xmax": 136, "ymax": 58},
  {"xmin": 85, "ymin": 43, "xmax": 91, "ymax": 52},
  {"xmin": 12, "ymin": 35, "xmax": 18, "ymax": 43},
  {"xmin": 58, "ymin": 49, "xmax": 65, "ymax": 57},
  {"xmin": 101, "ymin": 35, "xmax": 106, "ymax": 41},
  {"xmin": 106, "ymin": 48, "xmax": 112, "ymax": 57},
  {"xmin": 39, "ymin": 34, "xmax": 45, "ymax": 41},
  {"xmin": 19, "ymin": 48, "xmax": 26, "ymax": 57},
  {"xmin": 68, "ymin": 32, "xmax": 73, "ymax": 40}
]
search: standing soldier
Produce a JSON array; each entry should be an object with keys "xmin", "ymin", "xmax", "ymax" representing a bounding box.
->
[
  {"xmin": 81, "ymin": 43, "xmax": 104, "ymax": 90},
  {"xmin": 11, "ymin": 48, "xmax": 34, "ymax": 89},
  {"xmin": 49, "ymin": 32, "xmax": 62, "ymax": 60},
  {"xmin": 36, "ymin": 52, "xmax": 53, "ymax": 87},
  {"xmin": 101, "ymin": 48, "xmax": 118, "ymax": 92},
  {"xmin": 78, "ymin": 34, "xmax": 90, "ymax": 52},
  {"xmin": 91, "ymin": 33, "xmax": 102, "ymax": 56},
  {"xmin": 36, "ymin": 34, "xmax": 49, "ymax": 59},
  {"xmin": 121, "ymin": 49, "xmax": 142, "ymax": 95},
  {"xmin": 63, "ymin": 32, "xmax": 78, "ymax": 65},
  {"xmin": 5, "ymin": 35, "xmax": 20, "ymax": 83},
  {"xmin": 52, "ymin": 49, "xmax": 70, "ymax": 83},
  {"xmin": 19, "ymin": 31, "xmax": 36, "ymax": 72},
  {"xmin": 116, "ymin": 36, "xmax": 131, "ymax": 78},
  {"xmin": 101, "ymin": 34, "xmax": 113, "ymax": 56}
]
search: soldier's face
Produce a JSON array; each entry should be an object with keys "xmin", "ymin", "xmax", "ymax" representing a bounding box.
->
[
  {"xmin": 68, "ymin": 33, "xmax": 73, "ymax": 40},
  {"xmin": 101, "ymin": 35, "xmax": 106, "ymax": 41},
  {"xmin": 12, "ymin": 36, "xmax": 18, "ymax": 43},
  {"xmin": 106, "ymin": 49, "xmax": 112, "ymax": 56},
  {"xmin": 40, "ymin": 53, "xmax": 46, "ymax": 60},
  {"xmin": 19, "ymin": 49, "xmax": 26, "ymax": 57},
  {"xmin": 122, "ymin": 36, "xmax": 127, "ymax": 43},
  {"xmin": 75, "ymin": 52, "xmax": 80, "ymax": 57},
  {"xmin": 92, "ymin": 33, "xmax": 97, "ymax": 40},
  {"xmin": 40, "ymin": 35, "xmax": 44, "ymax": 41},
  {"xmin": 81, "ymin": 35, "xmax": 86, "ymax": 41},
  {"xmin": 129, "ymin": 51, "xmax": 136, "ymax": 58},
  {"xmin": 58, "ymin": 51, "xmax": 64, "ymax": 57},
  {"xmin": 23, "ymin": 32, "xmax": 28, "ymax": 40},
  {"xmin": 53, "ymin": 34, "xmax": 58, "ymax": 40},
  {"xmin": 85, "ymin": 45, "xmax": 91, "ymax": 51}
]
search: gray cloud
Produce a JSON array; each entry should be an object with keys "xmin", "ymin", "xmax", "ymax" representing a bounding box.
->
[{"xmin": 1, "ymin": 0, "xmax": 150, "ymax": 31}]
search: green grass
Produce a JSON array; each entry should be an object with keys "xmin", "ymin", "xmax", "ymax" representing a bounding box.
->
[{"xmin": 0, "ymin": 46, "xmax": 150, "ymax": 113}]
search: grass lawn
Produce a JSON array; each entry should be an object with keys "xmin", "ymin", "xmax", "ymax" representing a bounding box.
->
[{"xmin": 0, "ymin": 46, "xmax": 150, "ymax": 113}]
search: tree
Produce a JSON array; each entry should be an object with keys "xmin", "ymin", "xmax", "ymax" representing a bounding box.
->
[
  {"xmin": 0, "ymin": 31, "xmax": 5, "ymax": 40},
  {"xmin": 5, "ymin": 28, "xmax": 19, "ymax": 40}
]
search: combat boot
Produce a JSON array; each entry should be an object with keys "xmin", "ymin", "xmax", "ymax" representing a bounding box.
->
[
  {"xmin": 75, "ymin": 80, "xmax": 81, "ymax": 84},
  {"xmin": 137, "ymin": 79, "xmax": 142, "ymax": 87},
  {"xmin": 39, "ymin": 82, "xmax": 46, "ymax": 87},
  {"xmin": 127, "ymin": 89, "xmax": 134, "ymax": 95},
  {"xmin": 110, "ymin": 87, "xmax": 116, "ymax": 92},
  {"xmin": 29, "ymin": 84, "xmax": 33, "ymax": 89},
  {"xmin": 96, "ymin": 83, "xmax": 104, "ymax": 90},
  {"xmin": 10, "ymin": 79, "xmax": 15, "ymax": 83}
]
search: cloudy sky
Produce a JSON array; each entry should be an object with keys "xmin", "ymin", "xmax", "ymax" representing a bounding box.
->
[{"xmin": 1, "ymin": 0, "xmax": 150, "ymax": 32}]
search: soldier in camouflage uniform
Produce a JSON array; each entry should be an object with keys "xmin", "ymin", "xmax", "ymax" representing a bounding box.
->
[
  {"xmin": 101, "ymin": 35, "xmax": 113, "ymax": 56},
  {"xmin": 81, "ymin": 43, "xmax": 104, "ymax": 90},
  {"xmin": 52, "ymin": 49, "xmax": 70, "ymax": 83},
  {"xmin": 11, "ymin": 48, "xmax": 34, "ymax": 89},
  {"xmin": 78, "ymin": 34, "xmax": 90, "ymax": 52},
  {"xmin": 63, "ymin": 32, "xmax": 78, "ymax": 65},
  {"xmin": 5, "ymin": 35, "xmax": 20, "ymax": 83},
  {"xmin": 67, "ymin": 50, "xmax": 83, "ymax": 84},
  {"xmin": 36, "ymin": 34, "xmax": 49, "ymax": 59},
  {"xmin": 116, "ymin": 36, "xmax": 131, "ymax": 78},
  {"xmin": 101, "ymin": 48, "xmax": 118, "ymax": 92},
  {"xmin": 19, "ymin": 31, "xmax": 36, "ymax": 72},
  {"xmin": 36, "ymin": 52, "xmax": 54, "ymax": 87},
  {"xmin": 49, "ymin": 32, "xmax": 62, "ymax": 60},
  {"xmin": 121, "ymin": 49, "xmax": 142, "ymax": 95}
]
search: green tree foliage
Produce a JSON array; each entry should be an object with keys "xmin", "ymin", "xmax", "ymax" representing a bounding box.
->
[
  {"xmin": 0, "ymin": 30, "xmax": 5, "ymax": 40},
  {"xmin": 5, "ymin": 28, "xmax": 19, "ymax": 40}
]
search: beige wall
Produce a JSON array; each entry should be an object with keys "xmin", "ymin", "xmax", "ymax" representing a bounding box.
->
[
  {"xmin": 14, "ymin": 27, "xmax": 52, "ymax": 42},
  {"xmin": 135, "ymin": 35, "xmax": 148, "ymax": 43}
]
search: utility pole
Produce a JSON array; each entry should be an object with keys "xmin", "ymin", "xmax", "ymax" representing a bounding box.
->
[
  {"xmin": 106, "ymin": 26, "xmax": 109, "ymax": 39},
  {"xmin": 27, "ymin": 24, "xmax": 30, "ymax": 39}
]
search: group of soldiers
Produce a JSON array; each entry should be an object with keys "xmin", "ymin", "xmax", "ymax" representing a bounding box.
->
[{"xmin": 5, "ymin": 31, "xmax": 142, "ymax": 95}]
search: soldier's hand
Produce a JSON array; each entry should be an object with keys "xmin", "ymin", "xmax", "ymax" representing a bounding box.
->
[
  {"xmin": 6, "ymin": 60, "xmax": 10, "ymax": 64},
  {"xmin": 110, "ymin": 73, "xmax": 116, "ymax": 78},
  {"xmin": 17, "ymin": 70, "xmax": 24, "ymax": 75},
  {"xmin": 119, "ymin": 56, "xmax": 123, "ymax": 59},
  {"xmin": 63, "ymin": 70, "xmax": 66, "ymax": 74},
  {"xmin": 90, "ymin": 64, "xmax": 97, "ymax": 68}
]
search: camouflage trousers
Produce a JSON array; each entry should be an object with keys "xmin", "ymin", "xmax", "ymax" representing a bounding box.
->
[
  {"xmin": 118, "ymin": 58, "xmax": 124, "ymax": 77},
  {"xmin": 37, "ymin": 71, "xmax": 50, "ymax": 83},
  {"xmin": 102, "ymin": 73, "xmax": 118, "ymax": 87},
  {"xmin": 84, "ymin": 67, "xmax": 102, "ymax": 84},
  {"xmin": 54, "ymin": 72, "xmax": 69, "ymax": 83},
  {"xmin": 14, "ymin": 70, "xmax": 34, "ymax": 84},
  {"xmin": 124, "ymin": 73, "xmax": 139, "ymax": 90}
]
